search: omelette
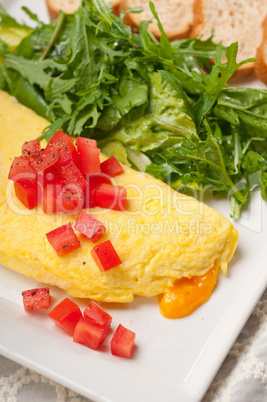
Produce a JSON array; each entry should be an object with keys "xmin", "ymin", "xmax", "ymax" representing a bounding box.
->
[{"xmin": 0, "ymin": 90, "xmax": 238, "ymax": 303}]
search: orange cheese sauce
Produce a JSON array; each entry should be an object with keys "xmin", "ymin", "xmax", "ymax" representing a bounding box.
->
[{"xmin": 158, "ymin": 265, "xmax": 218, "ymax": 318}]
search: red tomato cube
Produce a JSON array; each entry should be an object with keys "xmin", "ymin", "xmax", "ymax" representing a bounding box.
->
[
  {"xmin": 83, "ymin": 173, "xmax": 112, "ymax": 208},
  {"xmin": 77, "ymin": 138, "xmax": 101, "ymax": 174},
  {"xmin": 48, "ymin": 298, "xmax": 82, "ymax": 336},
  {"xmin": 14, "ymin": 182, "xmax": 39, "ymax": 210},
  {"xmin": 48, "ymin": 131, "xmax": 80, "ymax": 169},
  {"xmin": 74, "ymin": 210, "xmax": 106, "ymax": 242},
  {"xmin": 73, "ymin": 317, "xmax": 108, "ymax": 350},
  {"xmin": 84, "ymin": 301, "xmax": 112, "ymax": 328},
  {"xmin": 100, "ymin": 156, "xmax": 124, "ymax": 177},
  {"xmin": 48, "ymin": 130, "xmax": 75, "ymax": 148},
  {"xmin": 8, "ymin": 156, "xmax": 37, "ymax": 185},
  {"xmin": 95, "ymin": 183, "xmax": 127, "ymax": 211},
  {"xmin": 56, "ymin": 186, "xmax": 84, "ymax": 214},
  {"xmin": 46, "ymin": 223, "xmax": 80, "ymax": 256},
  {"xmin": 56, "ymin": 162, "xmax": 87, "ymax": 191},
  {"xmin": 22, "ymin": 287, "xmax": 50, "ymax": 312},
  {"xmin": 77, "ymin": 137, "xmax": 97, "ymax": 148},
  {"xmin": 30, "ymin": 143, "xmax": 60, "ymax": 172},
  {"xmin": 90, "ymin": 240, "xmax": 122, "ymax": 271},
  {"xmin": 41, "ymin": 184, "xmax": 62, "ymax": 214},
  {"xmin": 22, "ymin": 138, "xmax": 40, "ymax": 157},
  {"xmin": 110, "ymin": 324, "xmax": 135, "ymax": 358}
]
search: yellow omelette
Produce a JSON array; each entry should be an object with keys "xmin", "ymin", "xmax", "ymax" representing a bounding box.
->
[{"xmin": 0, "ymin": 90, "xmax": 238, "ymax": 303}]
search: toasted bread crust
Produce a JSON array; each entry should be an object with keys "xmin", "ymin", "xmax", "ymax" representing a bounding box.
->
[
  {"xmin": 191, "ymin": 0, "xmax": 267, "ymax": 76},
  {"xmin": 255, "ymin": 16, "xmax": 267, "ymax": 85},
  {"xmin": 120, "ymin": 0, "xmax": 194, "ymax": 41},
  {"xmin": 46, "ymin": 0, "xmax": 122, "ymax": 19},
  {"xmin": 190, "ymin": 0, "xmax": 203, "ymax": 37}
]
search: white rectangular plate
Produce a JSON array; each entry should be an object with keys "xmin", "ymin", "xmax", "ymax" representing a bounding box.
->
[{"xmin": 0, "ymin": 1, "xmax": 267, "ymax": 401}]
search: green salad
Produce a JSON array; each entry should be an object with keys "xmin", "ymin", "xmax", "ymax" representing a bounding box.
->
[{"xmin": 0, "ymin": 0, "xmax": 266, "ymax": 217}]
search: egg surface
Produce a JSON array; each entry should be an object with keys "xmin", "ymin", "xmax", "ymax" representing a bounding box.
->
[{"xmin": 0, "ymin": 91, "xmax": 238, "ymax": 302}]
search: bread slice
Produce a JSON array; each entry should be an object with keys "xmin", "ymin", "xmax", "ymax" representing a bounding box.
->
[
  {"xmin": 46, "ymin": 0, "xmax": 122, "ymax": 20},
  {"xmin": 255, "ymin": 16, "xmax": 267, "ymax": 85},
  {"xmin": 120, "ymin": 0, "xmax": 195, "ymax": 40},
  {"xmin": 191, "ymin": 0, "xmax": 267, "ymax": 76}
]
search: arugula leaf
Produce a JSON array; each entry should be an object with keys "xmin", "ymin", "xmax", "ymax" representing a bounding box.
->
[
  {"xmin": 4, "ymin": 54, "xmax": 76, "ymax": 101},
  {"xmin": 192, "ymin": 42, "xmax": 255, "ymax": 127},
  {"xmin": 1, "ymin": 66, "xmax": 51, "ymax": 119},
  {"xmin": 214, "ymin": 88, "xmax": 267, "ymax": 137},
  {"xmin": 242, "ymin": 151, "xmax": 267, "ymax": 200}
]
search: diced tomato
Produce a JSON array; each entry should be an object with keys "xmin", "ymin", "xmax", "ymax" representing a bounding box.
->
[
  {"xmin": 84, "ymin": 301, "xmax": 112, "ymax": 329},
  {"xmin": 22, "ymin": 287, "xmax": 50, "ymax": 312},
  {"xmin": 48, "ymin": 130, "xmax": 75, "ymax": 148},
  {"xmin": 74, "ymin": 210, "xmax": 106, "ymax": 242},
  {"xmin": 46, "ymin": 223, "xmax": 80, "ymax": 256},
  {"xmin": 90, "ymin": 240, "xmax": 122, "ymax": 271},
  {"xmin": 73, "ymin": 317, "xmax": 108, "ymax": 350},
  {"xmin": 110, "ymin": 324, "xmax": 135, "ymax": 358},
  {"xmin": 56, "ymin": 186, "xmax": 84, "ymax": 214},
  {"xmin": 22, "ymin": 138, "xmax": 40, "ymax": 157},
  {"xmin": 14, "ymin": 182, "xmax": 39, "ymax": 210},
  {"xmin": 48, "ymin": 131, "xmax": 80, "ymax": 169},
  {"xmin": 41, "ymin": 184, "xmax": 62, "ymax": 214},
  {"xmin": 95, "ymin": 183, "xmax": 127, "ymax": 211},
  {"xmin": 77, "ymin": 137, "xmax": 97, "ymax": 149},
  {"xmin": 30, "ymin": 143, "xmax": 59, "ymax": 172},
  {"xmin": 48, "ymin": 298, "xmax": 82, "ymax": 336},
  {"xmin": 100, "ymin": 156, "xmax": 124, "ymax": 177},
  {"xmin": 37, "ymin": 166, "xmax": 58, "ymax": 188},
  {"xmin": 83, "ymin": 173, "xmax": 112, "ymax": 208},
  {"xmin": 55, "ymin": 162, "xmax": 87, "ymax": 192},
  {"xmin": 8, "ymin": 156, "xmax": 37, "ymax": 185},
  {"xmin": 77, "ymin": 138, "xmax": 101, "ymax": 174}
]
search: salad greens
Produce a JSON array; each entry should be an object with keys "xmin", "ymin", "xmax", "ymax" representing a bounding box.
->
[{"xmin": 0, "ymin": 0, "xmax": 267, "ymax": 217}]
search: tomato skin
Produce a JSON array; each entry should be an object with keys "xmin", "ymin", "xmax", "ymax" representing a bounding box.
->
[
  {"xmin": 83, "ymin": 301, "xmax": 112, "ymax": 328},
  {"xmin": 90, "ymin": 240, "xmax": 122, "ymax": 271},
  {"xmin": 46, "ymin": 223, "xmax": 80, "ymax": 256},
  {"xmin": 48, "ymin": 298, "xmax": 82, "ymax": 336},
  {"xmin": 95, "ymin": 183, "xmax": 127, "ymax": 211},
  {"xmin": 14, "ymin": 182, "xmax": 39, "ymax": 210},
  {"xmin": 55, "ymin": 162, "xmax": 87, "ymax": 192},
  {"xmin": 41, "ymin": 184, "xmax": 62, "ymax": 214},
  {"xmin": 22, "ymin": 138, "xmax": 40, "ymax": 157},
  {"xmin": 83, "ymin": 173, "xmax": 112, "ymax": 208},
  {"xmin": 29, "ymin": 143, "xmax": 60, "ymax": 172},
  {"xmin": 77, "ymin": 138, "xmax": 101, "ymax": 174},
  {"xmin": 74, "ymin": 210, "xmax": 106, "ymax": 242},
  {"xmin": 56, "ymin": 186, "xmax": 84, "ymax": 214},
  {"xmin": 100, "ymin": 156, "xmax": 124, "ymax": 177},
  {"xmin": 22, "ymin": 287, "xmax": 50, "ymax": 311},
  {"xmin": 76, "ymin": 137, "xmax": 97, "ymax": 149},
  {"xmin": 73, "ymin": 317, "xmax": 108, "ymax": 350},
  {"xmin": 48, "ymin": 130, "xmax": 80, "ymax": 169},
  {"xmin": 110, "ymin": 324, "xmax": 135, "ymax": 358},
  {"xmin": 8, "ymin": 156, "xmax": 37, "ymax": 185},
  {"xmin": 48, "ymin": 131, "xmax": 75, "ymax": 149}
]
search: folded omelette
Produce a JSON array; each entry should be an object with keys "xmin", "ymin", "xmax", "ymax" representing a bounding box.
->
[{"xmin": 0, "ymin": 90, "xmax": 238, "ymax": 302}]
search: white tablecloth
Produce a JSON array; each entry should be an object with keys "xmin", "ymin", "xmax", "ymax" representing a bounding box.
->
[{"xmin": 1, "ymin": 288, "xmax": 267, "ymax": 402}]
